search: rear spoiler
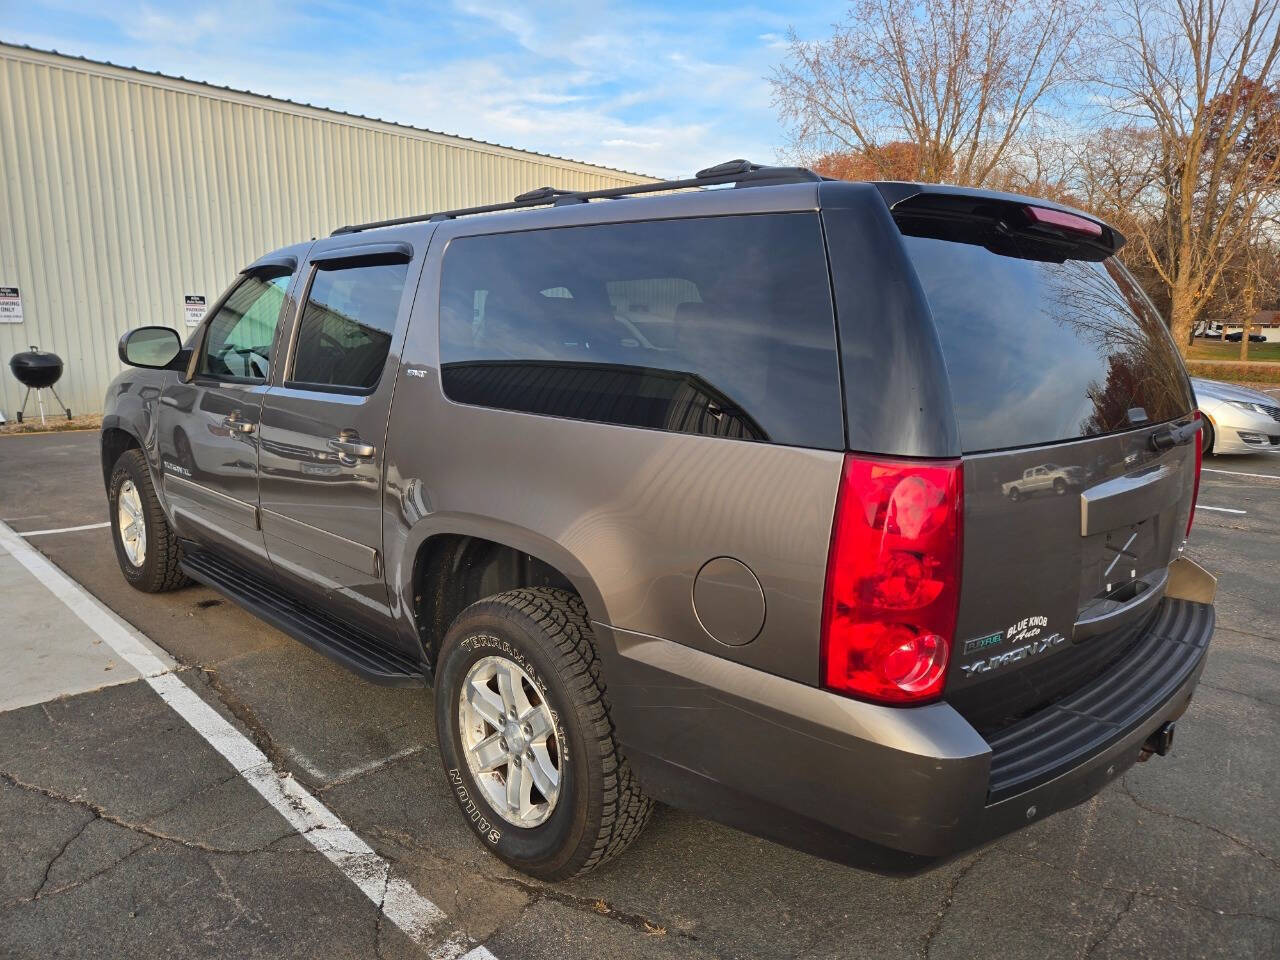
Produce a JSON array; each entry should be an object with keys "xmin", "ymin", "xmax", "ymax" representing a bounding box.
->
[{"xmin": 873, "ymin": 182, "xmax": 1124, "ymax": 261}]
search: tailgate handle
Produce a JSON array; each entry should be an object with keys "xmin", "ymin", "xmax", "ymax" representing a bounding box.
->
[
  {"xmin": 1079, "ymin": 465, "xmax": 1179, "ymax": 537},
  {"xmin": 1075, "ymin": 568, "xmax": 1169, "ymax": 641}
]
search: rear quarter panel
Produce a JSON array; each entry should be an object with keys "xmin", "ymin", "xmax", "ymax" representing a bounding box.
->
[{"xmin": 381, "ymin": 204, "xmax": 845, "ymax": 683}]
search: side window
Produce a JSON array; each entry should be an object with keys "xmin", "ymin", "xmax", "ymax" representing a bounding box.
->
[
  {"xmin": 198, "ymin": 272, "xmax": 291, "ymax": 381},
  {"xmin": 605, "ymin": 278, "xmax": 699, "ymax": 350},
  {"xmin": 290, "ymin": 261, "xmax": 409, "ymax": 391},
  {"xmin": 437, "ymin": 214, "xmax": 843, "ymax": 450}
]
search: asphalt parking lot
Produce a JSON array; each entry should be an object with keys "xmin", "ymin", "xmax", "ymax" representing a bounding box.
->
[{"xmin": 1, "ymin": 429, "xmax": 1277, "ymax": 959}]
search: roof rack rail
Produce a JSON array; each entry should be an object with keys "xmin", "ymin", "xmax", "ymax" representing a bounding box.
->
[{"xmin": 331, "ymin": 159, "xmax": 825, "ymax": 235}]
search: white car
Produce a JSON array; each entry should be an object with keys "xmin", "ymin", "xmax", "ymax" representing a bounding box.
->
[{"xmin": 1191, "ymin": 377, "xmax": 1280, "ymax": 455}]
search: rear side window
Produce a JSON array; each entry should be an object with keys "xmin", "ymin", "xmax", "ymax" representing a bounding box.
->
[
  {"xmin": 290, "ymin": 262, "xmax": 408, "ymax": 391},
  {"xmin": 899, "ymin": 225, "xmax": 1192, "ymax": 453},
  {"xmin": 438, "ymin": 214, "xmax": 843, "ymax": 449}
]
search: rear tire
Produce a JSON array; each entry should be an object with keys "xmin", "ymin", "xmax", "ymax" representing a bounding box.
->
[
  {"xmin": 108, "ymin": 449, "xmax": 190, "ymax": 593},
  {"xmin": 434, "ymin": 587, "xmax": 653, "ymax": 880},
  {"xmin": 1202, "ymin": 419, "xmax": 1215, "ymax": 456}
]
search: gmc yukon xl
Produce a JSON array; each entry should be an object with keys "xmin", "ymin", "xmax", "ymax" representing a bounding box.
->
[{"xmin": 102, "ymin": 161, "xmax": 1216, "ymax": 880}]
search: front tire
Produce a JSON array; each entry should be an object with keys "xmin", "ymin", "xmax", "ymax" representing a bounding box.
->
[
  {"xmin": 434, "ymin": 588, "xmax": 652, "ymax": 880},
  {"xmin": 108, "ymin": 449, "xmax": 190, "ymax": 592},
  {"xmin": 1202, "ymin": 419, "xmax": 1215, "ymax": 456}
]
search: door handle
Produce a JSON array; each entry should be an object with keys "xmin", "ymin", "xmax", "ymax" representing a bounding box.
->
[
  {"xmin": 328, "ymin": 431, "xmax": 376, "ymax": 464},
  {"xmin": 222, "ymin": 413, "xmax": 255, "ymax": 434}
]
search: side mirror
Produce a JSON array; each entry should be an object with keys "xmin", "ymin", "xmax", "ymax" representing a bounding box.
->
[{"xmin": 119, "ymin": 326, "xmax": 184, "ymax": 370}]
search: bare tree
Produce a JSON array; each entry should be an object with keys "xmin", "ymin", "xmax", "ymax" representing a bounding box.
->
[
  {"xmin": 1234, "ymin": 214, "xmax": 1279, "ymax": 359},
  {"xmin": 771, "ymin": 0, "xmax": 1090, "ymax": 185},
  {"xmin": 1092, "ymin": 0, "xmax": 1280, "ymax": 349}
]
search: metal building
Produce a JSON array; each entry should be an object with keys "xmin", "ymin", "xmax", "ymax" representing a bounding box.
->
[{"xmin": 0, "ymin": 43, "xmax": 654, "ymax": 418}]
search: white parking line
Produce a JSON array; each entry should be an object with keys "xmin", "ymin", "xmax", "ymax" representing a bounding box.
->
[
  {"xmin": 1197, "ymin": 505, "xmax": 1247, "ymax": 514},
  {"xmin": 1202, "ymin": 467, "xmax": 1280, "ymax": 481},
  {"xmin": 0, "ymin": 520, "xmax": 495, "ymax": 960},
  {"xmin": 19, "ymin": 521, "xmax": 110, "ymax": 537}
]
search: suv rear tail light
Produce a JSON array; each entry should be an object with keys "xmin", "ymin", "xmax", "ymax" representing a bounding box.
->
[
  {"xmin": 1187, "ymin": 411, "xmax": 1203, "ymax": 537},
  {"xmin": 820, "ymin": 454, "xmax": 963, "ymax": 704}
]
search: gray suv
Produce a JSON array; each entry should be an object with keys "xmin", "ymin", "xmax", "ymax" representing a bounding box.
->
[{"xmin": 102, "ymin": 160, "xmax": 1216, "ymax": 880}]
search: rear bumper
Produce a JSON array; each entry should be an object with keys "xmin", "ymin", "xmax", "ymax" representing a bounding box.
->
[{"xmin": 594, "ymin": 597, "xmax": 1213, "ymax": 871}]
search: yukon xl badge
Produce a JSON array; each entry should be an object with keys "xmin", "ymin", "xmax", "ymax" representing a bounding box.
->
[{"xmin": 961, "ymin": 632, "xmax": 1066, "ymax": 678}]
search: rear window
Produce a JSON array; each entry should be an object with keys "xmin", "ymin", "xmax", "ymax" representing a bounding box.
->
[
  {"xmin": 900, "ymin": 227, "xmax": 1193, "ymax": 453},
  {"xmin": 438, "ymin": 214, "xmax": 844, "ymax": 449}
]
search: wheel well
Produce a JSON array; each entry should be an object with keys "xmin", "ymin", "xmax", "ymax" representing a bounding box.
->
[
  {"xmin": 412, "ymin": 534, "xmax": 577, "ymax": 667},
  {"xmin": 101, "ymin": 427, "xmax": 140, "ymax": 488}
]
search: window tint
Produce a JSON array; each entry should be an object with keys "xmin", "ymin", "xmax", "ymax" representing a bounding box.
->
[
  {"xmin": 291, "ymin": 261, "xmax": 408, "ymax": 390},
  {"xmin": 438, "ymin": 214, "xmax": 843, "ymax": 449},
  {"xmin": 198, "ymin": 272, "xmax": 290, "ymax": 380},
  {"xmin": 899, "ymin": 230, "xmax": 1193, "ymax": 453}
]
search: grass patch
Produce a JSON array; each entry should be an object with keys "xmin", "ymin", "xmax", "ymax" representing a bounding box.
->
[
  {"xmin": 0, "ymin": 413, "xmax": 102, "ymax": 435},
  {"xmin": 1186, "ymin": 340, "xmax": 1280, "ymax": 362},
  {"xmin": 1186, "ymin": 360, "xmax": 1280, "ymax": 387}
]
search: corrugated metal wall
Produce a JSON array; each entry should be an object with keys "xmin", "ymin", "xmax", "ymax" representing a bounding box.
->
[{"xmin": 0, "ymin": 44, "xmax": 653, "ymax": 418}]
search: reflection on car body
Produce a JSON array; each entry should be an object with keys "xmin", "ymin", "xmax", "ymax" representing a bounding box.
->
[{"xmin": 1001, "ymin": 463, "xmax": 1085, "ymax": 501}]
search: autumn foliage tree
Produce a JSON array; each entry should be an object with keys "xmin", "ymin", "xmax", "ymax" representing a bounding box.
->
[{"xmin": 809, "ymin": 142, "xmax": 940, "ymax": 181}]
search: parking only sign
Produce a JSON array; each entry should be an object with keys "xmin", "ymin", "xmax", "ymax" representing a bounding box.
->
[
  {"xmin": 184, "ymin": 294, "xmax": 206, "ymax": 326},
  {"xmin": 0, "ymin": 286, "xmax": 22, "ymax": 323}
]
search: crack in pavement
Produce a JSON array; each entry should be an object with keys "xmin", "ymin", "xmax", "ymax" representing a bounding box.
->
[
  {"xmin": 30, "ymin": 808, "xmax": 97, "ymax": 901},
  {"xmin": 195, "ymin": 665, "xmax": 289, "ymax": 772},
  {"xmin": 1007, "ymin": 850, "xmax": 1280, "ymax": 924},
  {"xmin": 1197, "ymin": 679, "xmax": 1280, "ymax": 708},
  {"xmin": 1083, "ymin": 889, "xmax": 1136, "ymax": 959},
  {"xmin": 920, "ymin": 848, "xmax": 991, "ymax": 959},
  {"xmin": 8, "ymin": 843, "xmax": 150, "ymax": 909},
  {"xmin": 314, "ymin": 746, "xmax": 427, "ymax": 795},
  {"xmin": 486, "ymin": 874, "xmax": 687, "ymax": 942},
  {"xmin": 323, "ymin": 817, "xmax": 696, "ymax": 950},
  {"xmin": 0, "ymin": 769, "xmax": 316, "ymax": 883},
  {"xmin": 1213, "ymin": 624, "xmax": 1280, "ymax": 645},
  {"xmin": 1118, "ymin": 776, "xmax": 1278, "ymax": 870}
]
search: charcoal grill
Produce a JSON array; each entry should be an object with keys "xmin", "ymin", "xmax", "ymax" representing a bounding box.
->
[{"xmin": 9, "ymin": 345, "xmax": 71, "ymax": 425}]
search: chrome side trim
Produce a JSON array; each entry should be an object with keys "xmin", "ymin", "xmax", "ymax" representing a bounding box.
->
[
  {"xmin": 162, "ymin": 473, "xmax": 259, "ymax": 529},
  {"xmin": 260, "ymin": 508, "xmax": 381, "ymax": 578}
]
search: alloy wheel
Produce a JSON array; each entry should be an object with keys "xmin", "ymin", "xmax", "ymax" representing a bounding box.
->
[
  {"xmin": 457, "ymin": 654, "xmax": 561, "ymax": 827},
  {"xmin": 117, "ymin": 479, "xmax": 147, "ymax": 567}
]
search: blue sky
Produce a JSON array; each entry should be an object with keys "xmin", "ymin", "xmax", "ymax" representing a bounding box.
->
[{"xmin": 4, "ymin": 1, "xmax": 848, "ymax": 178}]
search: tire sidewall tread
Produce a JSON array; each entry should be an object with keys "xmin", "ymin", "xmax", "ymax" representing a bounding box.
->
[
  {"xmin": 435, "ymin": 587, "xmax": 652, "ymax": 880},
  {"xmin": 107, "ymin": 448, "xmax": 189, "ymax": 593}
]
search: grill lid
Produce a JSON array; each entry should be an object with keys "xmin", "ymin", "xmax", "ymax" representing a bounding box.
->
[{"xmin": 9, "ymin": 345, "xmax": 64, "ymax": 388}]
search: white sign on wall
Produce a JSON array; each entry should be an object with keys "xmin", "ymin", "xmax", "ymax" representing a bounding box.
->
[
  {"xmin": 0, "ymin": 286, "xmax": 22, "ymax": 323},
  {"xmin": 184, "ymin": 294, "xmax": 207, "ymax": 326}
]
